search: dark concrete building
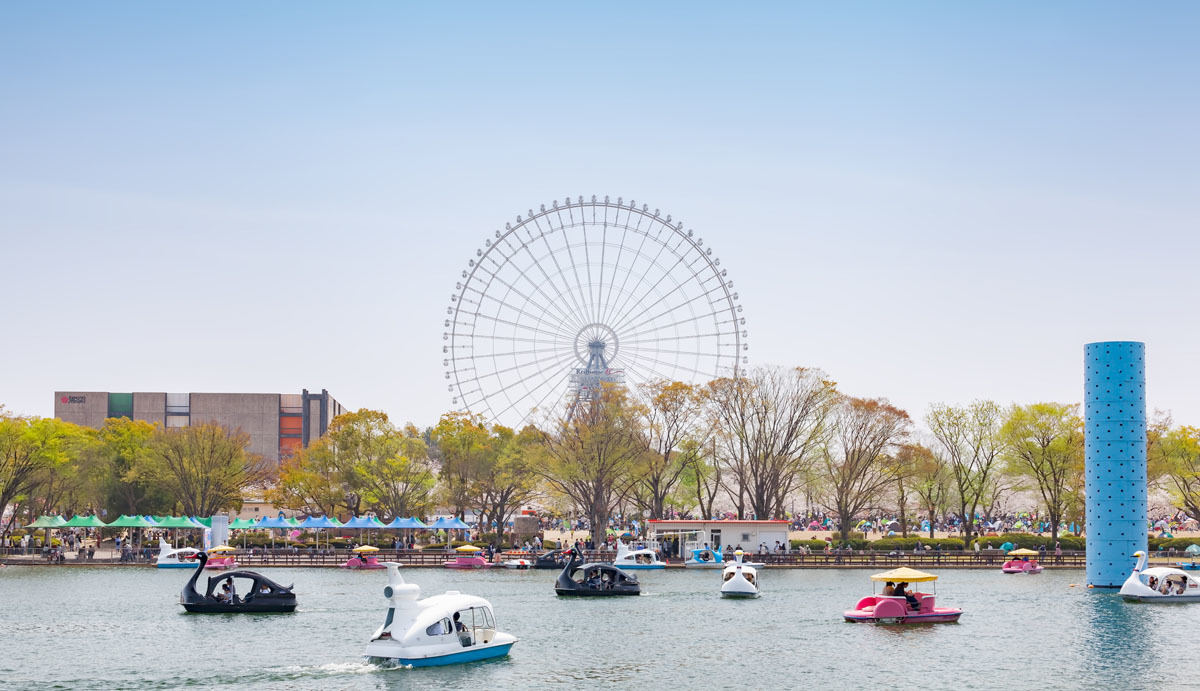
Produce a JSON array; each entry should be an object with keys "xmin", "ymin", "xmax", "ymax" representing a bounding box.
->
[{"xmin": 53, "ymin": 389, "xmax": 346, "ymax": 463}]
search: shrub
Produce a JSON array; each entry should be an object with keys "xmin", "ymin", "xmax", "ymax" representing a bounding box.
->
[
  {"xmin": 869, "ymin": 537, "xmax": 964, "ymax": 551},
  {"xmin": 1149, "ymin": 536, "xmax": 1200, "ymax": 551},
  {"xmin": 969, "ymin": 533, "xmax": 1085, "ymax": 551},
  {"xmin": 790, "ymin": 537, "xmax": 869, "ymax": 550}
]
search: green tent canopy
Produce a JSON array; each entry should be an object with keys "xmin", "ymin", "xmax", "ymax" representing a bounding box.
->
[
  {"xmin": 156, "ymin": 516, "xmax": 205, "ymax": 529},
  {"xmin": 107, "ymin": 515, "xmax": 158, "ymax": 528},
  {"xmin": 190, "ymin": 516, "xmax": 213, "ymax": 528},
  {"xmin": 25, "ymin": 515, "xmax": 68, "ymax": 529},
  {"xmin": 63, "ymin": 515, "xmax": 109, "ymax": 528},
  {"xmin": 230, "ymin": 518, "xmax": 258, "ymax": 529}
]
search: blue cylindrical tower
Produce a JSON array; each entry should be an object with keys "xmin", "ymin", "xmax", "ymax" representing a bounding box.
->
[{"xmin": 1084, "ymin": 341, "xmax": 1147, "ymax": 587}]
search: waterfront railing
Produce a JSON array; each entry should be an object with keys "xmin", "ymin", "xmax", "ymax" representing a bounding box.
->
[{"xmin": 0, "ymin": 546, "xmax": 1094, "ymax": 568}]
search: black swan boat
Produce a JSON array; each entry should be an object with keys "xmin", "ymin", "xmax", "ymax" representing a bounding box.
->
[
  {"xmin": 534, "ymin": 549, "xmax": 570, "ymax": 570},
  {"xmin": 180, "ymin": 552, "xmax": 297, "ymax": 613},
  {"xmin": 554, "ymin": 547, "xmax": 640, "ymax": 596}
]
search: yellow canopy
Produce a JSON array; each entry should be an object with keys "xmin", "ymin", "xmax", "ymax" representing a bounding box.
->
[
  {"xmin": 455, "ymin": 544, "xmax": 482, "ymax": 553},
  {"xmin": 353, "ymin": 545, "xmax": 380, "ymax": 553},
  {"xmin": 1008, "ymin": 548, "xmax": 1040, "ymax": 556},
  {"xmin": 208, "ymin": 545, "xmax": 236, "ymax": 553},
  {"xmin": 870, "ymin": 567, "xmax": 939, "ymax": 583}
]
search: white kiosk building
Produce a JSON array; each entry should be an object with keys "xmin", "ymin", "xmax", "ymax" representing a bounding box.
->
[{"xmin": 648, "ymin": 520, "xmax": 791, "ymax": 558}]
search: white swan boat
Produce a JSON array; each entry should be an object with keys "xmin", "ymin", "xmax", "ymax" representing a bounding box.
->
[
  {"xmin": 364, "ymin": 563, "xmax": 518, "ymax": 667},
  {"xmin": 720, "ymin": 550, "xmax": 760, "ymax": 598},
  {"xmin": 611, "ymin": 540, "xmax": 666, "ymax": 570},
  {"xmin": 156, "ymin": 539, "xmax": 199, "ymax": 569},
  {"xmin": 1120, "ymin": 551, "xmax": 1200, "ymax": 602}
]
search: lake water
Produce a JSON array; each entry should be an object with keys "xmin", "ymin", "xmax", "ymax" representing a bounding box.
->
[{"xmin": 0, "ymin": 565, "xmax": 1190, "ymax": 689}]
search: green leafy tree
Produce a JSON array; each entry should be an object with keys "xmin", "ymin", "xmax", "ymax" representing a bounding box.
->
[
  {"xmin": 468, "ymin": 424, "xmax": 542, "ymax": 544},
  {"xmin": 93, "ymin": 417, "xmax": 168, "ymax": 515},
  {"xmin": 1001, "ymin": 402, "xmax": 1084, "ymax": 541},
  {"xmin": 904, "ymin": 443, "xmax": 952, "ymax": 539},
  {"xmin": 430, "ymin": 412, "xmax": 493, "ymax": 519},
  {"xmin": 817, "ymin": 396, "xmax": 911, "ymax": 543},
  {"xmin": 926, "ymin": 400, "xmax": 1004, "ymax": 544},
  {"xmin": 678, "ymin": 437, "xmax": 722, "ymax": 519},
  {"xmin": 705, "ymin": 366, "xmax": 839, "ymax": 519},
  {"xmin": 534, "ymin": 385, "xmax": 647, "ymax": 546},
  {"xmin": 354, "ymin": 422, "xmax": 436, "ymax": 520},
  {"xmin": 146, "ymin": 423, "xmax": 267, "ymax": 516},
  {"xmin": 268, "ymin": 439, "xmax": 344, "ymax": 517},
  {"xmin": 1149, "ymin": 421, "xmax": 1200, "ymax": 521},
  {"xmin": 635, "ymin": 381, "xmax": 704, "ymax": 519},
  {"xmin": 0, "ymin": 414, "xmax": 90, "ymax": 531}
]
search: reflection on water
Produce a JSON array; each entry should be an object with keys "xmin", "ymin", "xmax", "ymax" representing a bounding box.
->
[
  {"xmin": 0, "ymin": 566, "xmax": 1193, "ymax": 689},
  {"xmin": 1078, "ymin": 590, "xmax": 1157, "ymax": 687}
]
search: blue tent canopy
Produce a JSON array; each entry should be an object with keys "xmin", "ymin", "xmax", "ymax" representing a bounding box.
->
[
  {"xmin": 343, "ymin": 516, "xmax": 386, "ymax": 529},
  {"xmin": 299, "ymin": 515, "xmax": 341, "ymax": 528},
  {"xmin": 429, "ymin": 516, "xmax": 471, "ymax": 530},
  {"xmin": 385, "ymin": 516, "xmax": 428, "ymax": 529},
  {"xmin": 257, "ymin": 515, "xmax": 293, "ymax": 529}
]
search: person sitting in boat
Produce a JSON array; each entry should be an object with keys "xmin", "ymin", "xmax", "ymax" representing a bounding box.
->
[
  {"xmin": 1148, "ymin": 576, "xmax": 1158, "ymax": 591},
  {"xmin": 453, "ymin": 612, "xmax": 473, "ymax": 646},
  {"xmin": 895, "ymin": 582, "xmax": 920, "ymax": 610},
  {"xmin": 882, "ymin": 581, "xmax": 896, "ymax": 596},
  {"xmin": 216, "ymin": 579, "xmax": 233, "ymax": 603}
]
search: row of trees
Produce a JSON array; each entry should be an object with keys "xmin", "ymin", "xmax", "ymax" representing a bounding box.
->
[
  {"xmin": 4, "ymin": 367, "xmax": 1199, "ymax": 548},
  {"xmin": 0, "ymin": 409, "xmax": 267, "ymax": 533}
]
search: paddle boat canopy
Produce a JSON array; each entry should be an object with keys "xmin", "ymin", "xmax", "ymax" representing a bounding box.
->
[
  {"xmin": 179, "ymin": 552, "xmax": 296, "ymax": 613},
  {"xmin": 342, "ymin": 545, "xmax": 388, "ymax": 570},
  {"xmin": 685, "ymin": 545, "xmax": 724, "ymax": 569},
  {"xmin": 843, "ymin": 567, "xmax": 962, "ymax": 624},
  {"xmin": 555, "ymin": 547, "xmax": 640, "ymax": 596},
  {"xmin": 203, "ymin": 545, "xmax": 238, "ymax": 570},
  {"xmin": 156, "ymin": 538, "xmax": 199, "ymax": 569},
  {"xmin": 500, "ymin": 551, "xmax": 532, "ymax": 569},
  {"xmin": 444, "ymin": 545, "xmax": 492, "ymax": 570},
  {"xmin": 611, "ymin": 540, "xmax": 666, "ymax": 570},
  {"xmin": 1121, "ymin": 551, "xmax": 1200, "ymax": 602},
  {"xmin": 364, "ymin": 563, "xmax": 517, "ymax": 667},
  {"xmin": 720, "ymin": 550, "xmax": 760, "ymax": 598},
  {"xmin": 1001, "ymin": 548, "xmax": 1044, "ymax": 574}
]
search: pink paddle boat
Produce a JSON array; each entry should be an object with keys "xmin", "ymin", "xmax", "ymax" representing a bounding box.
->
[
  {"xmin": 341, "ymin": 545, "xmax": 387, "ymax": 570},
  {"xmin": 203, "ymin": 545, "xmax": 239, "ymax": 570},
  {"xmin": 1001, "ymin": 548, "xmax": 1044, "ymax": 574},
  {"xmin": 844, "ymin": 567, "xmax": 963, "ymax": 624},
  {"xmin": 444, "ymin": 544, "xmax": 493, "ymax": 569}
]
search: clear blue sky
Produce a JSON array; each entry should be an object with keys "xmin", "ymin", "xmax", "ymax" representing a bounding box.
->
[{"xmin": 3, "ymin": 2, "xmax": 1198, "ymax": 428}]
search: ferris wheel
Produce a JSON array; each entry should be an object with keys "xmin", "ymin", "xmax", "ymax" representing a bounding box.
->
[{"xmin": 443, "ymin": 195, "xmax": 748, "ymax": 426}]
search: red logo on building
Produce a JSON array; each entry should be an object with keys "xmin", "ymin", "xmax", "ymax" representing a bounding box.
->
[{"xmin": 61, "ymin": 396, "xmax": 68, "ymax": 404}]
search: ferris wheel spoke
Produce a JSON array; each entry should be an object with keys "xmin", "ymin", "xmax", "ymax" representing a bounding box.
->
[
  {"xmin": 616, "ymin": 356, "xmax": 680, "ymax": 388},
  {"xmin": 559, "ymin": 219, "xmax": 598, "ymax": 325},
  {"xmin": 621, "ymin": 342, "xmax": 725, "ymax": 360},
  {"xmin": 549, "ymin": 206, "xmax": 593, "ymax": 322},
  {"xmin": 617, "ymin": 281, "xmax": 732, "ymax": 338},
  {"xmin": 608, "ymin": 240, "xmax": 711, "ymax": 336},
  {"xmin": 602, "ymin": 222, "xmax": 680, "ymax": 331},
  {"xmin": 480, "ymin": 349, "xmax": 578, "ymax": 422},
  {"xmin": 467, "ymin": 254, "xmax": 583, "ymax": 338},
  {"xmin": 458, "ymin": 347, "xmax": 577, "ymax": 388},
  {"xmin": 622, "ymin": 331, "xmax": 729, "ymax": 345},
  {"xmin": 600, "ymin": 211, "xmax": 652, "ymax": 327},
  {"xmin": 532, "ymin": 213, "xmax": 592, "ymax": 328},
  {"xmin": 467, "ymin": 310, "xmax": 577, "ymax": 342},
  {"xmin": 513, "ymin": 241, "xmax": 587, "ymax": 336}
]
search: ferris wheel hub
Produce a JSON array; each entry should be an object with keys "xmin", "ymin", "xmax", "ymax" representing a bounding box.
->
[{"xmin": 575, "ymin": 322, "xmax": 619, "ymax": 367}]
